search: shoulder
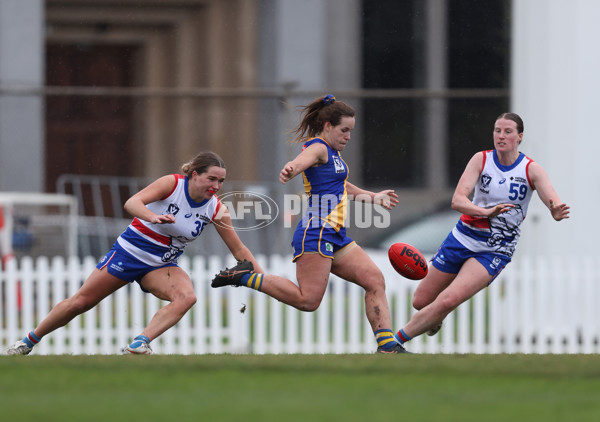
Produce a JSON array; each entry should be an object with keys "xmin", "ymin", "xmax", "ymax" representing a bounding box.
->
[
  {"xmin": 304, "ymin": 137, "xmax": 327, "ymax": 146},
  {"xmin": 303, "ymin": 138, "xmax": 329, "ymax": 152},
  {"xmin": 301, "ymin": 138, "xmax": 329, "ymax": 163},
  {"xmin": 467, "ymin": 150, "xmax": 487, "ymax": 169},
  {"xmin": 148, "ymin": 174, "xmax": 180, "ymax": 194}
]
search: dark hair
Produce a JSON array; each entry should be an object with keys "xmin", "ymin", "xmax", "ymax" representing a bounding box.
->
[
  {"xmin": 291, "ymin": 95, "xmax": 356, "ymax": 143},
  {"xmin": 496, "ymin": 112, "xmax": 524, "ymax": 134},
  {"xmin": 181, "ymin": 151, "xmax": 226, "ymax": 177}
]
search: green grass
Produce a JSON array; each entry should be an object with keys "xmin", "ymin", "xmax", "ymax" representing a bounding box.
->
[{"xmin": 1, "ymin": 354, "xmax": 599, "ymax": 422}]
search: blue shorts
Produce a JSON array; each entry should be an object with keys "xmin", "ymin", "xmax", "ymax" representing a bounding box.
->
[
  {"xmin": 432, "ymin": 232, "xmax": 511, "ymax": 282},
  {"xmin": 291, "ymin": 218, "xmax": 354, "ymax": 262},
  {"xmin": 97, "ymin": 243, "xmax": 178, "ymax": 290}
]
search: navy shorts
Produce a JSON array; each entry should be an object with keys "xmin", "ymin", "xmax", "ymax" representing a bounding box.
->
[
  {"xmin": 97, "ymin": 243, "xmax": 178, "ymax": 289},
  {"xmin": 432, "ymin": 232, "xmax": 511, "ymax": 282},
  {"xmin": 291, "ymin": 217, "xmax": 354, "ymax": 262}
]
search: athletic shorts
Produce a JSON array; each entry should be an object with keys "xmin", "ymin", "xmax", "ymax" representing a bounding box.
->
[
  {"xmin": 97, "ymin": 242, "xmax": 179, "ymax": 289},
  {"xmin": 432, "ymin": 232, "xmax": 511, "ymax": 282},
  {"xmin": 291, "ymin": 218, "xmax": 355, "ymax": 262}
]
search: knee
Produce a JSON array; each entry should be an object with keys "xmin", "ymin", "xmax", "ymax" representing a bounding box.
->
[
  {"xmin": 67, "ymin": 296, "xmax": 96, "ymax": 315},
  {"xmin": 362, "ymin": 270, "xmax": 387, "ymax": 294},
  {"xmin": 432, "ymin": 293, "xmax": 460, "ymax": 315},
  {"xmin": 412, "ymin": 295, "xmax": 426, "ymax": 311},
  {"xmin": 298, "ymin": 296, "xmax": 322, "ymax": 312},
  {"xmin": 412, "ymin": 291, "xmax": 432, "ymax": 310},
  {"xmin": 176, "ymin": 291, "xmax": 197, "ymax": 311}
]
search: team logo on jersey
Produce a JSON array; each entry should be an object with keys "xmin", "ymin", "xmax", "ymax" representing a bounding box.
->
[
  {"xmin": 487, "ymin": 204, "xmax": 524, "ymax": 257},
  {"xmin": 481, "ymin": 174, "xmax": 492, "ymax": 188},
  {"xmin": 166, "ymin": 203, "xmax": 180, "ymax": 215},
  {"xmin": 332, "ymin": 155, "xmax": 345, "ymax": 173},
  {"xmin": 479, "ymin": 173, "xmax": 492, "ymax": 194}
]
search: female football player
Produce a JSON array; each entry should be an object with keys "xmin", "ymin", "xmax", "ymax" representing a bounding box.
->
[
  {"xmin": 6, "ymin": 151, "xmax": 264, "ymax": 355},
  {"xmin": 211, "ymin": 95, "xmax": 408, "ymax": 353},
  {"xmin": 393, "ymin": 113, "xmax": 570, "ymax": 348}
]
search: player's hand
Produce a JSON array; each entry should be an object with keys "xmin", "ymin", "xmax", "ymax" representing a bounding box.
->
[
  {"xmin": 279, "ymin": 163, "xmax": 294, "ymax": 184},
  {"xmin": 549, "ymin": 199, "xmax": 570, "ymax": 221},
  {"xmin": 150, "ymin": 214, "xmax": 175, "ymax": 224},
  {"xmin": 374, "ymin": 190, "xmax": 399, "ymax": 210},
  {"xmin": 487, "ymin": 203, "xmax": 514, "ymax": 218}
]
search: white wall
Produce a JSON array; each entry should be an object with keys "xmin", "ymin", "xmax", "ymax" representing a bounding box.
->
[
  {"xmin": 511, "ymin": 0, "xmax": 600, "ymax": 256},
  {"xmin": 0, "ymin": 0, "xmax": 44, "ymax": 192}
]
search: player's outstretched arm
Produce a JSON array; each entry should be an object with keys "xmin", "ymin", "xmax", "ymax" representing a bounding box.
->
[
  {"xmin": 346, "ymin": 182, "xmax": 399, "ymax": 210},
  {"xmin": 528, "ymin": 162, "xmax": 570, "ymax": 221},
  {"xmin": 279, "ymin": 143, "xmax": 328, "ymax": 184},
  {"xmin": 213, "ymin": 204, "xmax": 264, "ymax": 273}
]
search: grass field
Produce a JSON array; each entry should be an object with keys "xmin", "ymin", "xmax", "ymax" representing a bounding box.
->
[{"xmin": 1, "ymin": 354, "xmax": 599, "ymax": 422}]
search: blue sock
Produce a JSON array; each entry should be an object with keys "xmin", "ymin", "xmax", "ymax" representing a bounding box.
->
[
  {"xmin": 22, "ymin": 330, "xmax": 42, "ymax": 348},
  {"xmin": 374, "ymin": 329, "xmax": 398, "ymax": 349}
]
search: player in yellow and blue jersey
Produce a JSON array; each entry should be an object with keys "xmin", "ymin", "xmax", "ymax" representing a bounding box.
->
[{"xmin": 212, "ymin": 95, "xmax": 408, "ymax": 353}]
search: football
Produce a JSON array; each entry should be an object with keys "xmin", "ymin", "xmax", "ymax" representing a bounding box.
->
[{"xmin": 388, "ymin": 242, "xmax": 428, "ymax": 280}]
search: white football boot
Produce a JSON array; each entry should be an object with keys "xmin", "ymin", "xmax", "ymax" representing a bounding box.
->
[
  {"xmin": 6, "ymin": 340, "xmax": 33, "ymax": 355},
  {"xmin": 121, "ymin": 336, "xmax": 153, "ymax": 355}
]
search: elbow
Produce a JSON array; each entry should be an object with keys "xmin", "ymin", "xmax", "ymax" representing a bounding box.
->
[
  {"xmin": 450, "ymin": 197, "xmax": 460, "ymax": 212},
  {"xmin": 123, "ymin": 199, "xmax": 134, "ymax": 215}
]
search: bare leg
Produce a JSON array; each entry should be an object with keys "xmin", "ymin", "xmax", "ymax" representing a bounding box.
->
[
  {"xmin": 137, "ymin": 266, "xmax": 197, "ymax": 340},
  {"xmin": 402, "ymin": 258, "xmax": 493, "ymax": 338},
  {"xmin": 331, "ymin": 246, "xmax": 392, "ymax": 332},
  {"xmin": 412, "ymin": 265, "xmax": 457, "ymax": 310},
  {"xmin": 257, "ymin": 254, "xmax": 332, "ymax": 312},
  {"xmin": 34, "ymin": 268, "xmax": 128, "ymax": 337}
]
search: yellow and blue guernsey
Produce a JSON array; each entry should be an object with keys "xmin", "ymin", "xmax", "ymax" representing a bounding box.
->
[{"xmin": 291, "ymin": 138, "xmax": 356, "ymax": 261}]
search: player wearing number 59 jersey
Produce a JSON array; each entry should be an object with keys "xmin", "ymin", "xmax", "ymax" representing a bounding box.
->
[
  {"xmin": 393, "ymin": 113, "xmax": 570, "ymax": 351},
  {"xmin": 452, "ymin": 149, "xmax": 535, "ymax": 258}
]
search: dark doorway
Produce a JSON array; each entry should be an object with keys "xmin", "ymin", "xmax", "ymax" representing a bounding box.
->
[{"xmin": 45, "ymin": 44, "xmax": 138, "ymax": 193}]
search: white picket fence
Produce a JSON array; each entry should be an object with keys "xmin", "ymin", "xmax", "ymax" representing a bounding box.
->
[{"xmin": 1, "ymin": 253, "xmax": 598, "ymax": 355}]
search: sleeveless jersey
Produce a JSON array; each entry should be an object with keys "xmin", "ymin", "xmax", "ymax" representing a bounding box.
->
[
  {"xmin": 117, "ymin": 174, "xmax": 221, "ymax": 266},
  {"xmin": 452, "ymin": 150, "xmax": 535, "ymax": 257},
  {"xmin": 300, "ymin": 138, "xmax": 349, "ymax": 232}
]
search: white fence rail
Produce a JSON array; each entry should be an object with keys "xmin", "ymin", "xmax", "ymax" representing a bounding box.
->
[{"xmin": 1, "ymin": 253, "xmax": 598, "ymax": 355}]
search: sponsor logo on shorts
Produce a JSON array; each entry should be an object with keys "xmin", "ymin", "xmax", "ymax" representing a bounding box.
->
[
  {"xmin": 490, "ymin": 256, "xmax": 502, "ymax": 269},
  {"xmin": 435, "ymin": 253, "xmax": 446, "ymax": 266},
  {"xmin": 110, "ymin": 262, "xmax": 125, "ymax": 272},
  {"xmin": 325, "ymin": 242, "xmax": 333, "ymax": 252}
]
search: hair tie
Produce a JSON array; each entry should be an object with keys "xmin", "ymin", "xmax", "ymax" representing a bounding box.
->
[{"xmin": 322, "ymin": 94, "xmax": 336, "ymax": 105}]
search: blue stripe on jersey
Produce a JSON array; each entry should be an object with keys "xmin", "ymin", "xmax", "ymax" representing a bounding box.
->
[
  {"xmin": 455, "ymin": 220, "xmax": 491, "ymax": 242},
  {"xmin": 120, "ymin": 227, "xmax": 175, "ymax": 258}
]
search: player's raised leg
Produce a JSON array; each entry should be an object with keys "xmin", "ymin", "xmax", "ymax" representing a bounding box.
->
[{"xmin": 331, "ymin": 245, "xmax": 408, "ymax": 353}]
